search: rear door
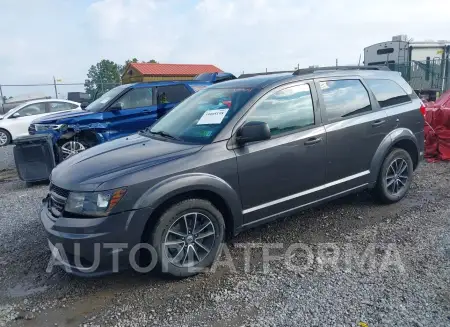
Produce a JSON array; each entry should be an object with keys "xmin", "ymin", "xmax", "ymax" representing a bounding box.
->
[
  {"xmin": 154, "ymin": 84, "xmax": 193, "ymax": 118},
  {"xmin": 316, "ymin": 77, "xmax": 390, "ymax": 191}
]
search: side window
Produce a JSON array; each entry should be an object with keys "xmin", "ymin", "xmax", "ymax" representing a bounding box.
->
[
  {"xmin": 157, "ymin": 85, "xmax": 191, "ymax": 104},
  {"xmin": 113, "ymin": 87, "xmax": 153, "ymax": 110},
  {"xmin": 14, "ymin": 103, "xmax": 46, "ymax": 117},
  {"xmin": 320, "ymin": 80, "xmax": 371, "ymax": 121},
  {"xmin": 245, "ymin": 84, "xmax": 315, "ymax": 136},
  {"xmin": 48, "ymin": 102, "xmax": 73, "ymax": 113},
  {"xmin": 365, "ymin": 79, "xmax": 411, "ymax": 108}
]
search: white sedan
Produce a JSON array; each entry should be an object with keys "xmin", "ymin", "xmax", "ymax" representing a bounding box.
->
[{"xmin": 0, "ymin": 99, "xmax": 81, "ymax": 146}]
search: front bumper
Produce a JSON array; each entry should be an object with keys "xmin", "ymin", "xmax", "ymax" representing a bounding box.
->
[{"xmin": 40, "ymin": 200, "xmax": 153, "ymax": 277}]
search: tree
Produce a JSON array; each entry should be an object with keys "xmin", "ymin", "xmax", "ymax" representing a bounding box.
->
[
  {"xmin": 119, "ymin": 58, "xmax": 158, "ymax": 75},
  {"xmin": 84, "ymin": 59, "xmax": 122, "ymax": 99}
]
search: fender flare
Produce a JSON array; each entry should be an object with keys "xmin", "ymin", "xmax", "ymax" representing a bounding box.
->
[
  {"xmin": 369, "ymin": 128, "xmax": 419, "ymax": 186},
  {"xmin": 133, "ymin": 173, "xmax": 243, "ymax": 234}
]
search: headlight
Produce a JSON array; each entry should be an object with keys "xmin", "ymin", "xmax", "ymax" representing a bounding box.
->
[
  {"xmin": 65, "ymin": 188, "xmax": 127, "ymax": 216},
  {"xmin": 35, "ymin": 124, "xmax": 67, "ymax": 132}
]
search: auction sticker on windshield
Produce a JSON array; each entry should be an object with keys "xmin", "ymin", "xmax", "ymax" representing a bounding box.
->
[{"xmin": 197, "ymin": 109, "xmax": 228, "ymax": 125}]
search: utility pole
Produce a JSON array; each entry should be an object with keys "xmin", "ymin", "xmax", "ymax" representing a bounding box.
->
[
  {"xmin": 53, "ymin": 76, "xmax": 58, "ymax": 99},
  {"xmin": 0, "ymin": 85, "xmax": 4, "ymax": 113},
  {"xmin": 336, "ymin": 58, "xmax": 338, "ymax": 67}
]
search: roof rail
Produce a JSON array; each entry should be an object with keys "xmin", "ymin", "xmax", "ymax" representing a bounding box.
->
[
  {"xmin": 293, "ymin": 65, "xmax": 390, "ymax": 76},
  {"xmin": 238, "ymin": 71, "xmax": 294, "ymax": 79}
]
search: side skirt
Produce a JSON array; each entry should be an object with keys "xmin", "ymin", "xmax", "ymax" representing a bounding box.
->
[{"xmin": 236, "ymin": 184, "xmax": 368, "ymax": 233}]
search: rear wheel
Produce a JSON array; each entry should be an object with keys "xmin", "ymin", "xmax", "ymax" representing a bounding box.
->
[
  {"xmin": 150, "ymin": 199, "xmax": 225, "ymax": 278},
  {"xmin": 374, "ymin": 148, "xmax": 413, "ymax": 204},
  {"xmin": 0, "ymin": 129, "xmax": 11, "ymax": 146}
]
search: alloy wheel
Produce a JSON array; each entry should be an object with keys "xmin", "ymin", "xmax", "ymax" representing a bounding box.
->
[
  {"xmin": 0, "ymin": 131, "xmax": 8, "ymax": 146},
  {"xmin": 164, "ymin": 212, "xmax": 216, "ymax": 268},
  {"xmin": 60, "ymin": 141, "xmax": 86, "ymax": 160},
  {"xmin": 385, "ymin": 158, "xmax": 409, "ymax": 195}
]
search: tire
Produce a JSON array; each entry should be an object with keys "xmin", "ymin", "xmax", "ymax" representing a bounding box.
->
[
  {"xmin": 374, "ymin": 148, "xmax": 413, "ymax": 204},
  {"xmin": 0, "ymin": 129, "xmax": 11, "ymax": 147},
  {"xmin": 150, "ymin": 199, "xmax": 225, "ymax": 278}
]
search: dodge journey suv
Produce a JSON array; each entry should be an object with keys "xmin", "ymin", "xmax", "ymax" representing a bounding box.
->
[{"xmin": 41, "ymin": 66, "xmax": 425, "ymax": 277}]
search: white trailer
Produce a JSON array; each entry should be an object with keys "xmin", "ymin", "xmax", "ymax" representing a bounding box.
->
[{"xmin": 364, "ymin": 36, "xmax": 450, "ymax": 100}]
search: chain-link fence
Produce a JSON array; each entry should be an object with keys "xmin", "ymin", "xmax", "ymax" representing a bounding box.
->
[
  {"xmin": 387, "ymin": 59, "xmax": 449, "ymax": 95},
  {"xmin": 0, "ymin": 81, "xmax": 122, "ymax": 114}
]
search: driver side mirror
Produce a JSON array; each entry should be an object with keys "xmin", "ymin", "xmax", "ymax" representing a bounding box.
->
[
  {"xmin": 236, "ymin": 121, "xmax": 271, "ymax": 145},
  {"xmin": 9, "ymin": 113, "xmax": 20, "ymax": 119},
  {"xmin": 109, "ymin": 103, "xmax": 123, "ymax": 112},
  {"xmin": 80, "ymin": 102, "xmax": 89, "ymax": 110}
]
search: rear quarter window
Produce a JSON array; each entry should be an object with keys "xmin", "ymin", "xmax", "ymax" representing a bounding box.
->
[{"xmin": 365, "ymin": 79, "xmax": 411, "ymax": 108}]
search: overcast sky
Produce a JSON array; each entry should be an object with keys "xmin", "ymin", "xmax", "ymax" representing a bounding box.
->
[{"xmin": 0, "ymin": 0, "xmax": 449, "ymax": 98}]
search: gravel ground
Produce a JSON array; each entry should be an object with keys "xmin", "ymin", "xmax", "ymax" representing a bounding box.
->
[
  {"xmin": 0, "ymin": 146, "xmax": 15, "ymax": 171},
  {"xmin": 0, "ymin": 162, "xmax": 449, "ymax": 327}
]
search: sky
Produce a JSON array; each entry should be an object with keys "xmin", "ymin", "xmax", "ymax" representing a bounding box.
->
[{"xmin": 0, "ymin": 0, "xmax": 449, "ymax": 98}]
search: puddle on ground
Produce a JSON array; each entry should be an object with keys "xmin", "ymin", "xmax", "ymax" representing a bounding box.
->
[{"xmin": 7, "ymin": 283, "xmax": 48, "ymax": 298}]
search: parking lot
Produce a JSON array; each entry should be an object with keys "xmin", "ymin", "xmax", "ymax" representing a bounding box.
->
[{"xmin": 0, "ymin": 145, "xmax": 448, "ymax": 327}]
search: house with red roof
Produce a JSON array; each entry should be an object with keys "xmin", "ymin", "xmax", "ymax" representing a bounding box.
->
[{"xmin": 121, "ymin": 62, "xmax": 223, "ymax": 84}]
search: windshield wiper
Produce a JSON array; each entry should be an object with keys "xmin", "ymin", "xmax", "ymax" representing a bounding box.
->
[{"xmin": 147, "ymin": 130, "xmax": 182, "ymax": 141}]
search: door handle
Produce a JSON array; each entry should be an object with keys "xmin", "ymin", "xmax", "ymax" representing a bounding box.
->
[
  {"xmin": 304, "ymin": 137, "xmax": 322, "ymax": 146},
  {"xmin": 372, "ymin": 120, "xmax": 386, "ymax": 127},
  {"xmin": 142, "ymin": 109, "xmax": 152, "ymax": 114}
]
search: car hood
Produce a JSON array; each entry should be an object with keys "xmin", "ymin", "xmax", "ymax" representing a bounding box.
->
[
  {"xmin": 32, "ymin": 109, "xmax": 89, "ymax": 124},
  {"xmin": 51, "ymin": 133, "xmax": 203, "ymax": 191}
]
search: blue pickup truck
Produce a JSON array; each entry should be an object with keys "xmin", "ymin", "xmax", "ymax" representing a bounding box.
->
[{"xmin": 29, "ymin": 80, "xmax": 212, "ymax": 161}]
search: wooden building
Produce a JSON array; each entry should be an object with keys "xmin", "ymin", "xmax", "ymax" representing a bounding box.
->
[{"xmin": 121, "ymin": 63, "xmax": 223, "ymax": 84}]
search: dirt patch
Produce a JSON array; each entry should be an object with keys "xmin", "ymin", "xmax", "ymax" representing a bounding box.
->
[{"xmin": 0, "ymin": 169, "xmax": 17, "ymax": 183}]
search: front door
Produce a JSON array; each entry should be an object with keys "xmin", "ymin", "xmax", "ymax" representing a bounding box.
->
[
  {"xmin": 234, "ymin": 82, "xmax": 327, "ymax": 224},
  {"xmin": 316, "ymin": 78, "xmax": 390, "ymax": 190},
  {"xmin": 104, "ymin": 86, "xmax": 156, "ymax": 140}
]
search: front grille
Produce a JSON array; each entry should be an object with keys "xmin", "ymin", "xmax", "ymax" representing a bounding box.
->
[
  {"xmin": 49, "ymin": 184, "xmax": 69, "ymax": 217},
  {"xmin": 50, "ymin": 184, "xmax": 70, "ymax": 198}
]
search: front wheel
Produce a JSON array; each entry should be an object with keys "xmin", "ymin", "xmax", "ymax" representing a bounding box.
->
[
  {"xmin": 150, "ymin": 199, "xmax": 225, "ymax": 278},
  {"xmin": 374, "ymin": 148, "xmax": 413, "ymax": 204},
  {"xmin": 59, "ymin": 139, "xmax": 89, "ymax": 160}
]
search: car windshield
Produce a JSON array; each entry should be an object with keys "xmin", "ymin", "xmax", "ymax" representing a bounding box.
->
[
  {"xmin": 85, "ymin": 85, "xmax": 129, "ymax": 112},
  {"xmin": 144, "ymin": 87, "xmax": 258, "ymax": 144}
]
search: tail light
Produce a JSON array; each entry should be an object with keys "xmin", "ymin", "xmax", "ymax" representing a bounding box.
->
[{"xmin": 419, "ymin": 103, "xmax": 426, "ymax": 116}]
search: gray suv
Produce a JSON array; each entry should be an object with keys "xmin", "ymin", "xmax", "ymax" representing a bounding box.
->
[{"xmin": 41, "ymin": 67, "xmax": 425, "ymax": 277}]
